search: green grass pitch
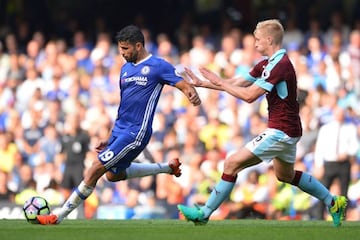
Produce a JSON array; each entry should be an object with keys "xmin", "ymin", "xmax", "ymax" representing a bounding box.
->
[{"xmin": 1, "ymin": 219, "xmax": 359, "ymax": 240}]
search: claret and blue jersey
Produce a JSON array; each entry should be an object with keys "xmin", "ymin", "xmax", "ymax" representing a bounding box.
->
[{"xmin": 245, "ymin": 49, "xmax": 302, "ymax": 137}]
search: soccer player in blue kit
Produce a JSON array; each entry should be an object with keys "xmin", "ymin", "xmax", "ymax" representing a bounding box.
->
[
  {"xmin": 37, "ymin": 25, "xmax": 201, "ymax": 224},
  {"xmin": 178, "ymin": 19, "xmax": 347, "ymax": 227}
]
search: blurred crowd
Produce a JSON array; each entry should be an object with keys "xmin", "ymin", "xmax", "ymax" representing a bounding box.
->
[{"xmin": 0, "ymin": 10, "xmax": 360, "ymax": 221}]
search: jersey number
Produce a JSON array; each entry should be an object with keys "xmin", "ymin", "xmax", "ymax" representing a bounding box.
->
[
  {"xmin": 99, "ymin": 149, "xmax": 115, "ymax": 162},
  {"xmin": 252, "ymin": 133, "xmax": 267, "ymax": 146},
  {"xmin": 255, "ymin": 133, "xmax": 266, "ymax": 142}
]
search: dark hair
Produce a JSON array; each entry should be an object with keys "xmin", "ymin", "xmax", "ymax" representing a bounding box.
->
[{"xmin": 115, "ymin": 25, "xmax": 144, "ymax": 46}]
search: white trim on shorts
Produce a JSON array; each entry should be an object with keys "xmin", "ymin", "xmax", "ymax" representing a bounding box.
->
[{"xmin": 245, "ymin": 128, "xmax": 300, "ymax": 164}]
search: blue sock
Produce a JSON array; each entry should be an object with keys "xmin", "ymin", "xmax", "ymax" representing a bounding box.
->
[
  {"xmin": 292, "ymin": 171, "xmax": 333, "ymax": 206},
  {"xmin": 201, "ymin": 174, "xmax": 236, "ymax": 218}
]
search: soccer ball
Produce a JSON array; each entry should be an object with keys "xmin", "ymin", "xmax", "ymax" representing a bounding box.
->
[{"xmin": 23, "ymin": 196, "xmax": 51, "ymax": 223}]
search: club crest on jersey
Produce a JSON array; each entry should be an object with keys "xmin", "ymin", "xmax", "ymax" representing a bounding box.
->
[
  {"xmin": 141, "ymin": 66, "xmax": 150, "ymax": 75},
  {"xmin": 261, "ymin": 69, "xmax": 270, "ymax": 79},
  {"xmin": 175, "ymin": 69, "xmax": 182, "ymax": 77}
]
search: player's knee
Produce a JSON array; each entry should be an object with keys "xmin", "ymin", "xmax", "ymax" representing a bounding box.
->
[
  {"xmin": 276, "ymin": 174, "xmax": 293, "ymax": 184},
  {"xmin": 223, "ymin": 157, "xmax": 239, "ymax": 175},
  {"xmin": 104, "ymin": 173, "xmax": 117, "ymax": 182},
  {"xmin": 105, "ymin": 171, "xmax": 126, "ymax": 182}
]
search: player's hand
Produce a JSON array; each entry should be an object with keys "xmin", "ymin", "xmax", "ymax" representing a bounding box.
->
[
  {"xmin": 94, "ymin": 140, "xmax": 108, "ymax": 153},
  {"xmin": 184, "ymin": 67, "xmax": 204, "ymax": 87},
  {"xmin": 199, "ymin": 67, "xmax": 223, "ymax": 86},
  {"xmin": 188, "ymin": 90, "xmax": 201, "ymax": 106}
]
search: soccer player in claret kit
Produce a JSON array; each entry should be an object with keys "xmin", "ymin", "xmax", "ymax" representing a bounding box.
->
[
  {"xmin": 178, "ymin": 19, "xmax": 347, "ymax": 227},
  {"xmin": 37, "ymin": 25, "xmax": 201, "ymax": 224}
]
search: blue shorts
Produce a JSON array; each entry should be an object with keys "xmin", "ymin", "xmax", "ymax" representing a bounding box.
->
[
  {"xmin": 98, "ymin": 130, "xmax": 150, "ymax": 174},
  {"xmin": 245, "ymin": 128, "xmax": 300, "ymax": 164}
]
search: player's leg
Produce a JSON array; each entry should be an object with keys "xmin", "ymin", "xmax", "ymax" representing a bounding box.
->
[
  {"xmin": 57, "ymin": 136, "xmax": 182, "ymax": 222},
  {"xmin": 273, "ymin": 159, "xmax": 335, "ymax": 205},
  {"xmin": 316, "ymin": 163, "xmax": 335, "ymax": 219},
  {"xmin": 105, "ymin": 159, "xmax": 181, "ymax": 181},
  {"xmin": 60, "ymin": 135, "xmax": 181, "ymax": 218},
  {"xmin": 179, "ymin": 129, "xmax": 281, "ymax": 224},
  {"xmin": 102, "ymin": 134, "xmax": 182, "ymax": 181},
  {"xmin": 125, "ymin": 158, "xmax": 181, "ymax": 178},
  {"xmin": 178, "ymin": 148, "xmax": 261, "ymax": 224},
  {"xmin": 201, "ymin": 148, "xmax": 260, "ymax": 216},
  {"xmin": 273, "ymin": 157, "xmax": 347, "ymax": 226},
  {"xmin": 37, "ymin": 160, "xmax": 106, "ymax": 224}
]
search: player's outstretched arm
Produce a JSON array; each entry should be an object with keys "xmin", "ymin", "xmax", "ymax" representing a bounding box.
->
[
  {"xmin": 184, "ymin": 67, "xmax": 223, "ymax": 90},
  {"xmin": 196, "ymin": 67, "xmax": 264, "ymax": 102},
  {"xmin": 185, "ymin": 67, "xmax": 250, "ymax": 90},
  {"xmin": 198, "ymin": 67, "xmax": 251, "ymax": 87}
]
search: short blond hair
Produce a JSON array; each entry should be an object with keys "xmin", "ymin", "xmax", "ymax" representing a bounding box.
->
[{"xmin": 254, "ymin": 19, "xmax": 284, "ymax": 45}]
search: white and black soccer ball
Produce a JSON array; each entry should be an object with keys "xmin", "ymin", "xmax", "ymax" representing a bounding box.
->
[{"xmin": 23, "ymin": 196, "xmax": 51, "ymax": 223}]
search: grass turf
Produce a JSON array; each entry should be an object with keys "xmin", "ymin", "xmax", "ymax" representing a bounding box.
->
[{"xmin": 1, "ymin": 219, "xmax": 359, "ymax": 240}]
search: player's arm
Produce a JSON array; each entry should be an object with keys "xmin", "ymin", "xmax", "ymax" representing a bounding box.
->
[
  {"xmin": 231, "ymin": 77, "xmax": 253, "ymax": 87},
  {"xmin": 184, "ymin": 67, "xmax": 223, "ymax": 90},
  {"xmin": 198, "ymin": 67, "xmax": 266, "ymax": 103},
  {"xmin": 220, "ymin": 80, "xmax": 266, "ymax": 103},
  {"xmin": 185, "ymin": 67, "xmax": 253, "ymax": 90},
  {"xmin": 174, "ymin": 79, "xmax": 201, "ymax": 106},
  {"xmin": 220, "ymin": 73, "xmax": 253, "ymax": 87}
]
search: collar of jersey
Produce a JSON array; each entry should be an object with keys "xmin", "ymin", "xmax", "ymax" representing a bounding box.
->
[
  {"xmin": 268, "ymin": 49, "xmax": 286, "ymax": 62},
  {"xmin": 133, "ymin": 54, "xmax": 153, "ymax": 66}
]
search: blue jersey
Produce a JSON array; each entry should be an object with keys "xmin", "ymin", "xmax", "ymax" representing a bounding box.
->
[
  {"xmin": 98, "ymin": 55, "xmax": 183, "ymax": 173},
  {"xmin": 114, "ymin": 54, "xmax": 182, "ymax": 135}
]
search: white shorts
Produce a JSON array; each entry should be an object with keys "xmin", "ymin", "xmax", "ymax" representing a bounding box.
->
[{"xmin": 245, "ymin": 128, "xmax": 300, "ymax": 164}]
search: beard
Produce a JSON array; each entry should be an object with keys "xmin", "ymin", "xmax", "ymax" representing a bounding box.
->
[{"xmin": 125, "ymin": 51, "xmax": 138, "ymax": 63}]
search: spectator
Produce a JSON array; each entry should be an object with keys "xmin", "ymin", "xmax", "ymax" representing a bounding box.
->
[
  {"xmin": 13, "ymin": 164, "xmax": 33, "ymax": 193},
  {"xmin": 0, "ymin": 82, "xmax": 15, "ymax": 131},
  {"xmin": 283, "ymin": 18, "xmax": 304, "ymax": 51},
  {"xmin": 189, "ymin": 35, "xmax": 213, "ymax": 68},
  {"xmin": 0, "ymin": 170, "xmax": 15, "ymax": 202},
  {"xmin": 38, "ymin": 124, "xmax": 61, "ymax": 164},
  {"xmin": 156, "ymin": 33, "xmax": 179, "ymax": 64},
  {"xmin": 314, "ymin": 105, "xmax": 359, "ymax": 219},
  {"xmin": 343, "ymin": 30, "xmax": 360, "ymax": 96},
  {"xmin": 15, "ymin": 67, "xmax": 46, "ymax": 113},
  {"xmin": 4, "ymin": 33, "xmax": 20, "ymax": 55},
  {"xmin": 0, "ymin": 131, "xmax": 21, "ymax": 174},
  {"xmin": 214, "ymin": 33, "xmax": 242, "ymax": 73},
  {"xmin": 199, "ymin": 110, "xmax": 231, "ymax": 151},
  {"xmin": 70, "ymin": 31, "xmax": 93, "ymax": 74},
  {"xmin": 14, "ymin": 179, "xmax": 38, "ymax": 205},
  {"xmin": 324, "ymin": 11, "xmax": 351, "ymax": 48},
  {"xmin": 24, "ymin": 40, "xmax": 42, "ymax": 70},
  {"xmin": 142, "ymin": 28, "xmax": 158, "ymax": 55},
  {"xmin": 42, "ymin": 179, "xmax": 65, "ymax": 206},
  {"xmin": 304, "ymin": 18, "xmax": 325, "ymax": 49},
  {"xmin": 20, "ymin": 102, "xmax": 45, "ymax": 167},
  {"xmin": 306, "ymin": 36, "xmax": 327, "ymax": 76},
  {"xmin": 0, "ymin": 41, "xmax": 10, "ymax": 84},
  {"xmin": 38, "ymin": 41, "xmax": 61, "ymax": 82}
]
